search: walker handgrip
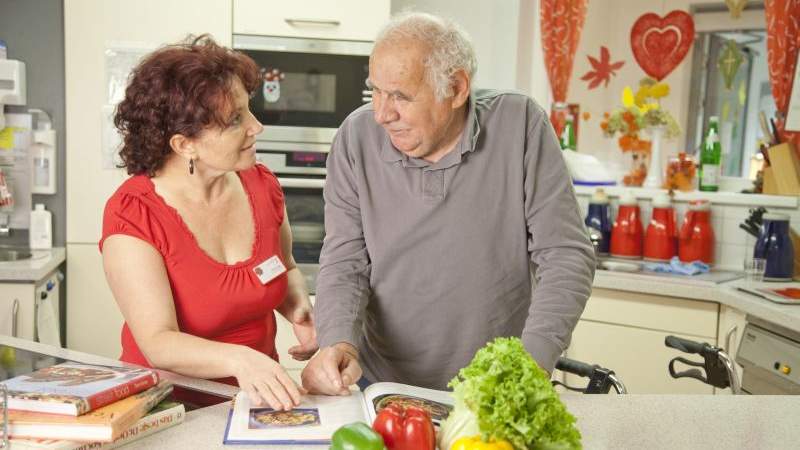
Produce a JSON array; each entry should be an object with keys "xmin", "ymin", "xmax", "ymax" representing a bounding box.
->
[
  {"xmin": 556, "ymin": 357, "xmax": 596, "ymax": 378},
  {"xmin": 665, "ymin": 335, "xmax": 706, "ymax": 355}
]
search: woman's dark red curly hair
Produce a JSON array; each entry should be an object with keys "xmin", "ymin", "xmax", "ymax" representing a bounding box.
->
[{"xmin": 114, "ymin": 35, "xmax": 260, "ymax": 176}]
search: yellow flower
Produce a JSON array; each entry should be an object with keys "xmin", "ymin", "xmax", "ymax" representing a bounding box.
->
[
  {"xmin": 622, "ymin": 86, "xmax": 635, "ymax": 108},
  {"xmin": 649, "ymin": 83, "xmax": 670, "ymax": 98}
]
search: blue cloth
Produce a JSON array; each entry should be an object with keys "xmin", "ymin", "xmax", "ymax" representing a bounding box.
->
[{"xmin": 643, "ymin": 256, "xmax": 710, "ymax": 275}]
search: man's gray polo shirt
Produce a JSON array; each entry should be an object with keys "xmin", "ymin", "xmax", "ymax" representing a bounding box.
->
[{"xmin": 315, "ymin": 89, "xmax": 595, "ymax": 390}]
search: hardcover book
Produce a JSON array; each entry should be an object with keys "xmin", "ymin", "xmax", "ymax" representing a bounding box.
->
[
  {"xmin": 1, "ymin": 363, "xmax": 159, "ymax": 416},
  {"xmin": 6, "ymin": 380, "xmax": 173, "ymax": 443},
  {"xmin": 7, "ymin": 399, "xmax": 185, "ymax": 450},
  {"xmin": 223, "ymin": 382, "xmax": 453, "ymax": 445}
]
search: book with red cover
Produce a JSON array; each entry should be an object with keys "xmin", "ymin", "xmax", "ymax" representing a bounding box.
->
[
  {"xmin": 1, "ymin": 362, "xmax": 159, "ymax": 415},
  {"xmin": 6, "ymin": 380, "xmax": 173, "ymax": 443}
]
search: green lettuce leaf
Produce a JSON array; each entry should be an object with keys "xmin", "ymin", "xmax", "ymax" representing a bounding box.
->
[{"xmin": 448, "ymin": 337, "xmax": 581, "ymax": 450}]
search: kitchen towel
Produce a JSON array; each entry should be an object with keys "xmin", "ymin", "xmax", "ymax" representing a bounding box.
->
[
  {"xmin": 644, "ymin": 256, "xmax": 710, "ymax": 275},
  {"xmin": 36, "ymin": 295, "xmax": 61, "ymax": 347}
]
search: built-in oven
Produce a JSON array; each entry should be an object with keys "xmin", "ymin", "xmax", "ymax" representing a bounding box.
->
[
  {"xmin": 233, "ymin": 35, "xmax": 372, "ymax": 144},
  {"xmin": 256, "ymin": 143, "xmax": 327, "ymax": 294}
]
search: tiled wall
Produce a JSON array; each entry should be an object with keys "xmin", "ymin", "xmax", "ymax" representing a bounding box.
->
[{"xmin": 575, "ymin": 192, "xmax": 800, "ymax": 272}]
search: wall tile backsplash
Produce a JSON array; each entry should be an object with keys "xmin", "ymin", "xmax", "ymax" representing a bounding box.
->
[{"xmin": 574, "ymin": 190, "xmax": 800, "ymax": 272}]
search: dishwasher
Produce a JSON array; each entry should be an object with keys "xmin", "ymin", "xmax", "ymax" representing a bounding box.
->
[{"xmin": 735, "ymin": 316, "xmax": 800, "ymax": 395}]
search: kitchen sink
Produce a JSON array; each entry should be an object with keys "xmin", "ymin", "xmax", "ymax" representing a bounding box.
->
[{"xmin": 0, "ymin": 247, "xmax": 32, "ymax": 262}]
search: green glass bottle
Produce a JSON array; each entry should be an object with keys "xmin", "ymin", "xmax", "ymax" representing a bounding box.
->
[
  {"xmin": 698, "ymin": 116, "xmax": 722, "ymax": 192},
  {"xmin": 560, "ymin": 114, "xmax": 577, "ymax": 151}
]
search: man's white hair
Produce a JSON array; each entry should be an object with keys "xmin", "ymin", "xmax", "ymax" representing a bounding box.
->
[{"xmin": 374, "ymin": 12, "xmax": 477, "ymax": 101}]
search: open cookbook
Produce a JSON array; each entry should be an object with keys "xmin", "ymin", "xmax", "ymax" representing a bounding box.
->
[{"xmin": 223, "ymin": 382, "xmax": 453, "ymax": 445}]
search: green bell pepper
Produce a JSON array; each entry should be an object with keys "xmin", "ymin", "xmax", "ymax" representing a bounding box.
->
[{"xmin": 331, "ymin": 422, "xmax": 387, "ymax": 450}]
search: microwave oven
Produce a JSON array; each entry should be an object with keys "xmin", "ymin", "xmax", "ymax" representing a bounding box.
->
[{"xmin": 233, "ymin": 34, "xmax": 373, "ymax": 144}]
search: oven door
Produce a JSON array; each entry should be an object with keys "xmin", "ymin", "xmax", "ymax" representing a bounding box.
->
[
  {"xmin": 234, "ymin": 35, "xmax": 372, "ymax": 143},
  {"xmin": 280, "ymin": 178, "xmax": 325, "ymax": 294}
]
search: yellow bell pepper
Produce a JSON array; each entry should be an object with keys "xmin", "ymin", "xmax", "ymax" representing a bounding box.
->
[{"xmin": 450, "ymin": 435, "xmax": 514, "ymax": 450}]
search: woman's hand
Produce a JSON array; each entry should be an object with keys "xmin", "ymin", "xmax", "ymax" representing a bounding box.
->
[
  {"xmin": 286, "ymin": 302, "xmax": 319, "ymax": 361},
  {"xmin": 231, "ymin": 346, "xmax": 305, "ymax": 411}
]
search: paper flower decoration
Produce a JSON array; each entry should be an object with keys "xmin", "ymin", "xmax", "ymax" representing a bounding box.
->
[{"xmin": 717, "ymin": 40, "xmax": 745, "ymax": 90}]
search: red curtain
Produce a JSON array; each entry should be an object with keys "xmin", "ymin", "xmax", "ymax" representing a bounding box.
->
[
  {"xmin": 540, "ymin": 0, "xmax": 589, "ymax": 136},
  {"xmin": 765, "ymin": 0, "xmax": 800, "ymax": 148}
]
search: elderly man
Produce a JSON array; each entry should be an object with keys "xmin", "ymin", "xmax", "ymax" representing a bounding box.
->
[{"xmin": 301, "ymin": 12, "xmax": 595, "ymax": 394}]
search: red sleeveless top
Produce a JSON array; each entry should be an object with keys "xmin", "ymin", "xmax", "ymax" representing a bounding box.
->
[{"xmin": 99, "ymin": 164, "xmax": 287, "ymax": 386}]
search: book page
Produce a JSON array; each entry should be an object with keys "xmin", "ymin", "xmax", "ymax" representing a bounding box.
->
[
  {"xmin": 362, "ymin": 382, "xmax": 454, "ymax": 425},
  {"xmin": 224, "ymin": 391, "xmax": 369, "ymax": 444}
]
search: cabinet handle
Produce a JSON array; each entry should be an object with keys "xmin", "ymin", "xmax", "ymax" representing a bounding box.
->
[
  {"xmin": 11, "ymin": 298, "xmax": 19, "ymax": 338},
  {"xmin": 285, "ymin": 18, "xmax": 341, "ymax": 27},
  {"xmin": 725, "ymin": 325, "xmax": 738, "ymax": 354}
]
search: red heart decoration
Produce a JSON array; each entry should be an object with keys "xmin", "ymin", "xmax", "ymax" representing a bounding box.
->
[{"xmin": 630, "ymin": 10, "xmax": 695, "ymax": 81}]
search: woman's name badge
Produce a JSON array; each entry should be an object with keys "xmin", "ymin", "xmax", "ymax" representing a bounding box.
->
[{"xmin": 253, "ymin": 255, "xmax": 287, "ymax": 285}]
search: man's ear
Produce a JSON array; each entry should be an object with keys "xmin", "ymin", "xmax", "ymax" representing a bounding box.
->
[
  {"xmin": 169, "ymin": 133, "xmax": 195, "ymax": 161},
  {"xmin": 450, "ymin": 69, "xmax": 471, "ymax": 110}
]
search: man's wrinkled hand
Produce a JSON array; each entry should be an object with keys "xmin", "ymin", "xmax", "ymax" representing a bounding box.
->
[{"xmin": 300, "ymin": 343, "xmax": 361, "ymax": 396}]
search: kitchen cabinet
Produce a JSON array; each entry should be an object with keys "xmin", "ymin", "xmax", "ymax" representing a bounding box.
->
[
  {"xmin": 716, "ymin": 305, "xmax": 746, "ymax": 394},
  {"xmin": 65, "ymin": 245, "xmax": 123, "ymax": 358},
  {"xmin": 64, "ymin": 0, "xmax": 232, "ymax": 355},
  {"xmin": 233, "ymin": 0, "xmax": 390, "ymax": 41},
  {"xmin": 0, "ymin": 273, "xmax": 61, "ymax": 346},
  {"xmin": 562, "ymin": 288, "xmax": 719, "ymax": 394}
]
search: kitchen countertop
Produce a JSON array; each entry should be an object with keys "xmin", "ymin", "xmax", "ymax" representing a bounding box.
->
[
  {"xmin": 594, "ymin": 269, "xmax": 800, "ymax": 333},
  {"xmin": 123, "ymin": 392, "xmax": 800, "ymax": 450},
  {"xmin": 3, "ymin": 320, "xmax": 800, "ymax": 449},
  {"xmin": 0, "ymin": 247, "xmax": 66, "ymax": 282}
]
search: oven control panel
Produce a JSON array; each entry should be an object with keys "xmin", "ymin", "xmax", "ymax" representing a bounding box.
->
[{"xmin": 737, "ymin": 323, "xmax": 800, "ymax": 385}]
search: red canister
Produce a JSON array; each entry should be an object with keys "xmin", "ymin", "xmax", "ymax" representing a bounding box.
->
[
  {"xmin": 610, "ymin": 191, "xmax": 643, "ymax": 258},
  {"xmin": 678, "ymin": 200, "xmax": 715, "ymax": 264},
  {"xmin": 644, "ymin": 193, "xmax": 678, "ymax": 261}
]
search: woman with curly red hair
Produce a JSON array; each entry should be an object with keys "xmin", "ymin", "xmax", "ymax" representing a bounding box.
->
[{"xmin": 100, "ymin": 36, "xmax": 316, "ymax": 411}]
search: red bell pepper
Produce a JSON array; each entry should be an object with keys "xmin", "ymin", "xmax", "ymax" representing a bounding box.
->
[{"xmin": 372, "ymin": 404, "xmax": 435, "ymax": 450}]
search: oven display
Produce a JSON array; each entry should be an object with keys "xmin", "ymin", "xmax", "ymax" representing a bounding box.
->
[{"xmin": 287, "ymin": 152, "xmax": 328, "ymax": 168}]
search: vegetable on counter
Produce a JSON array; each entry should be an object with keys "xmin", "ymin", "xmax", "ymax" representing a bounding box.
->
[
  {"xmin": 451, "ymin": 435, "xmax": 514, "ymax": 450},
  {"xmin": 372, "ymin": 404, "xmax": 435, "ymax": 450},
  {"xmin": 439, "ymin": 337, "xmax": 582, "ymax": 450},
  {"xmin": 331, "ymin": 422, "xmax": 387, "ymax": 450}
]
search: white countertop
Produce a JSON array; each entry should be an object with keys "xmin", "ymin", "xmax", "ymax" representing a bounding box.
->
[
  {"xmin": 0, "ymin": 247, "xmax": 66, "ymax": 282},
  {"xmin": 121, "ymin": 393, "xmax": 800, "ymax": 450},
  {"xmin": 594, "ymin": 269, "xmax": 800, "ymax": 333}
]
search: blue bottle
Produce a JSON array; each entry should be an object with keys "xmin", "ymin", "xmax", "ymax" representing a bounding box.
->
[
  {"xmin": 585, "ymin": 188, "xmax": 611, "ymax": 255},
  {"xmin": 754, "ymin": 213, "xmax": 794, "ymax": 281}
]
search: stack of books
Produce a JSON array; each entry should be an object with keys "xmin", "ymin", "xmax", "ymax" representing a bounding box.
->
[{"xmin": 0, "ymin": 362, "xmax": 186, "ymax": 449}]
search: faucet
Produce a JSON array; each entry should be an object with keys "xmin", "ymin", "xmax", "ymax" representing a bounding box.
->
[{"xmin": 0, "ymin": 211, "xmax": 10, "ymax": 237}]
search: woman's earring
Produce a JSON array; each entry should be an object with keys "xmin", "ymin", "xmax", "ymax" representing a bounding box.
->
[{"xmin": 189, "ymin": 158, "xmax": 195, "ymax": 175}]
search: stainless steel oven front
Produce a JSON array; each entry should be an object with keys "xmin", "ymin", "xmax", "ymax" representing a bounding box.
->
[
  {"xmin": 234, "ymin": 35, "xmax": 372, "ymax": 144},
  {"xmin": 256, "ymin": 143, "xmax": 328, "ymax": 294}
]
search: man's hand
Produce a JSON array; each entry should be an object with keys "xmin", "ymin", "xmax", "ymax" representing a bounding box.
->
[{"xmin": 301, "ymin": 343, "xmax": 362, "ymax": 396}]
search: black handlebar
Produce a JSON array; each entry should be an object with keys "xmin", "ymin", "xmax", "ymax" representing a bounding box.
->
[
  {"xmin": 555, "ymin": 357, "xmax": 596, "ymax": 378},
  {"xmin": 665, "ymin": 335, "xmax": 733, "ymax": 390},
  {"xmin": 664, "ymin": 335, "xmax": 710, "ymax": 355}
]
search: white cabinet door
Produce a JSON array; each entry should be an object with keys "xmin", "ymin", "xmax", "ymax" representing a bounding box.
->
[
  {"xmin": 0, "ymin": 283, "xmax": 35, "ymax": 341},
  {"xmin": 565, "ymin": 319, "xmax": 714, "ymax": 394},
  {"xmin": 716, "ymin": 305, "xmax": 747, "ymax": 394},
  {"xmin": 66, "ymin": 244, "xmax": 124, "ymax": 358},
  {"xmin": 65, "ymin": 0, "xmax": 233, "ymax": 244},
  {"xmin": 234, "ymin": 0, "xmax": 390, "ymax": 41}
]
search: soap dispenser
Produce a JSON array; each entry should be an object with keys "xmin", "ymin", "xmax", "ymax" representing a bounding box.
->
[{"xmin": 29, "ymin": 204, "xmax": 52, "ymax": 249}]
